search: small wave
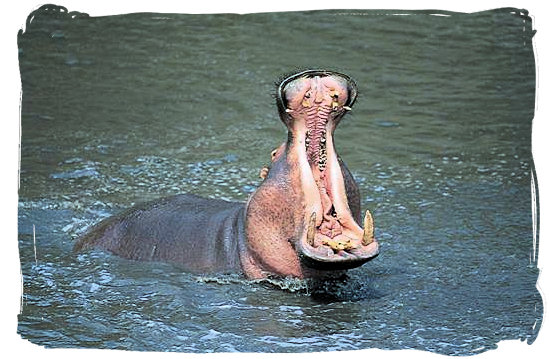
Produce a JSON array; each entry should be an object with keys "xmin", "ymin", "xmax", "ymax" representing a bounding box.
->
[{"xmin": 194, "ymin": 274, "xmax": 310, "ymax": 292}]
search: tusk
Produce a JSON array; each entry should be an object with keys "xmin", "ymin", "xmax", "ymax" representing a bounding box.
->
[
  {"xmin": 343, "ymin": 106, "xmax": 352, "ymax": 111},
  {"xmin": 362, "ymin": 210, "xmax": 374, "ymax": 246},
  {"xmin": 285, "ymin": 108, "xmax": 294, "ymax": 113},
  {"xmin": 307, "ymin": 212, "xmax": 316, "ymax": 246}
]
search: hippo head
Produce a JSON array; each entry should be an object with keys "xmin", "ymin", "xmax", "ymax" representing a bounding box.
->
[{"xmin": 243, "ymin": 70, "xmax": 379, "ymax": 279}]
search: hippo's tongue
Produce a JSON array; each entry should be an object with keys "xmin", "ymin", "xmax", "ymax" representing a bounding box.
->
[{"xmin": 278, "ymin": 70, "xmax": 379, "ymax": 270}]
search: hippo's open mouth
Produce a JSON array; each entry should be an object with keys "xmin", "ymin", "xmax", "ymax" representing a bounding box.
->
[{"xmin": 277, "ymin": 70, "xmax": 380, "ymax": 270}]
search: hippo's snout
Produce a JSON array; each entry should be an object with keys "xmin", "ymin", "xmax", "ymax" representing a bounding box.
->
[
  {"xmin": 245, "ymin": 70, "xmax": 379, "ymax": 277},
  {"xmin": 277, "ymin": 70, "xmax": 379, "ymax": 271}
]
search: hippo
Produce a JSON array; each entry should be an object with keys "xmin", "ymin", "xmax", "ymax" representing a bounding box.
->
[{"xmin": 74, "ymin": 69, "xmax": 379, "ymax": 279}]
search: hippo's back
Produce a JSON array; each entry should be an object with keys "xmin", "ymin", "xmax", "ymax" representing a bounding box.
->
[{"xmin": 74, "ymin": 194, "xmax": 246, "ymax": 274}]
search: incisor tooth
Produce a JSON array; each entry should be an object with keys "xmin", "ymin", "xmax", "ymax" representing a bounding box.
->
[
  {"xmin": 307, "ymin": 212, "xmax": 316, "ymax": 246},
  {"xmin": 362, "ymin": 210, "xmax": 374, "ymax": 246}
]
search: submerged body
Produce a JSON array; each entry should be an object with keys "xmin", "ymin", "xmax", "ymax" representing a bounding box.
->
[
  {"xmin": 75, "ymin": 194, "xmax": 247, "ymax": 274},
  {"xmin": 75, "ymin": 69, "xmax": 379, "ymax": 279}
]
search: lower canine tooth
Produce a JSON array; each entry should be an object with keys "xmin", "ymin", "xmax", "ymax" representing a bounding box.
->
[
  {"xmin": 307, "ymin": 212, "xmax": 316, "ymax": 246},
  {"xmin": 362, "ymin": 210, "xmax": 374, "ymax": 245},
  {"xmin": 343, "ymin": 106, "xmax": 352, "ymax": 111}
]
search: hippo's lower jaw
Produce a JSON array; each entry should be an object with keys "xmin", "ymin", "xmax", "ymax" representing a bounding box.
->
[
  {"xmin": 296, "ymin": 209, "xmax": 379, "ymax": 271},
  {"xmin": 292, "ymin": 123, "xmax": 380, "ymax": 270}
]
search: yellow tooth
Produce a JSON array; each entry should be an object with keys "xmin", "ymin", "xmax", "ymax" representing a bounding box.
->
[
  {"xmin": 307, "ymin": 212, "xmax": 316, "ymax": 246},
  {"xmin": 362, "ymin": 210, "xmax": 374, "ymax": 246},
  {"xmin": 259, "ymin": 166, "xmax": 269, "ymax": 179},
  {"xmin": 332, "ymin": 101, "xmax": 339, "ymax": 109},
  {"xmin": 302, "ymin": 99, "xmax": 311, "ymax": 107},
  {"xmin": 322, "ymin": 238, "xmax": 353, "ymax": 250}
]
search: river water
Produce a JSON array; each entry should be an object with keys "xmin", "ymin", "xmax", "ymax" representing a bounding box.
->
[{"xmin": 17, "ymin": 5, "xmax": 542, "ymax": 355}]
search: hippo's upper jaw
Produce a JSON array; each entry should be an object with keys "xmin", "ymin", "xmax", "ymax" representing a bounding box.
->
[{"xmin": 244, "ymin": 70, "xmax": 379, "ymax": 278}]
